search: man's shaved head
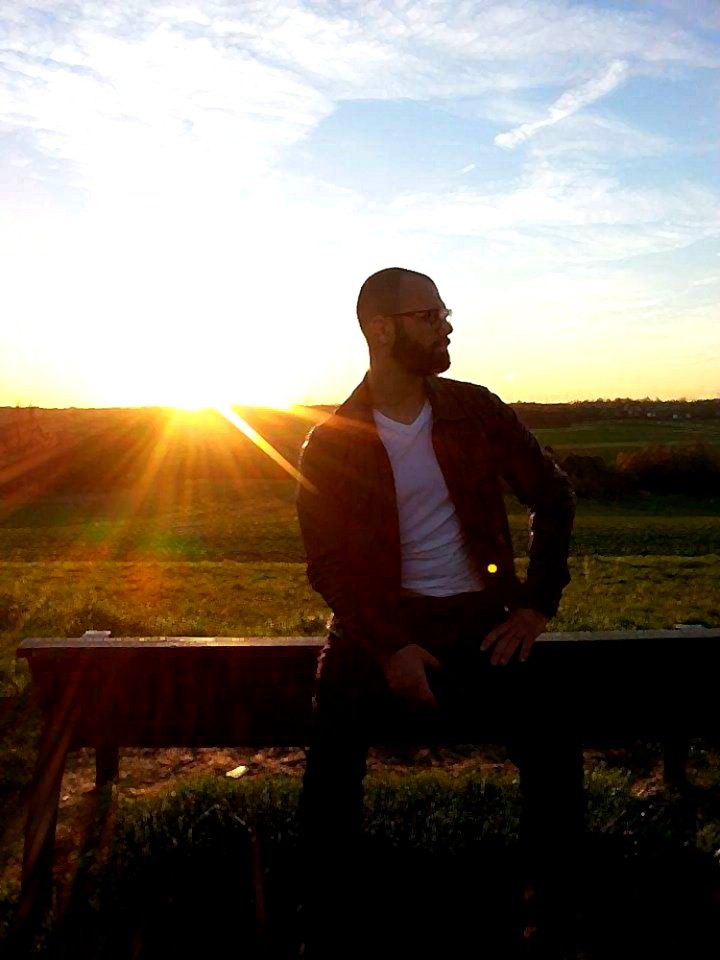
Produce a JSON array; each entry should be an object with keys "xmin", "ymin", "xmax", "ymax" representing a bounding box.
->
[
  {"xmin": 356, "ymin": 266, "xmax": 452, "ymax": 375},
  {"xmin": 356, "ymin": 267, "xmax": 443, "ymax": 328}
]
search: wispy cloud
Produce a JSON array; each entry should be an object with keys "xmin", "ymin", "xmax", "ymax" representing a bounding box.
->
[
  {"xmin": 494, "ymin": 60, "xmax": 630, "ymax": 149},
  {"xmin": 525, "ymin": 113, "xmax": 673, "ymax": 161},
  {"xmin": 2, "ymin": 1, "xmax": 716, "ymax": 191},
  {"xmin": 384, "ymin": 163, "xmax": 720, "ymax": 264}
]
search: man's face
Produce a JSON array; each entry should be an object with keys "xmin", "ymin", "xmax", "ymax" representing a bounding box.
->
[{"xmin": 388, "ymin": 278, "xmax": 453, "ymax": 376}]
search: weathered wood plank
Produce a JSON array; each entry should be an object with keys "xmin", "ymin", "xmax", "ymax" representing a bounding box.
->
[
  {"xmin": 17, "ymin": 627, "xmax": 720, "ymax": 651},
  {"xmin": 16, "ymin": 629, "xmax": 720, "ymax": 746},
  {"xmin": 15, "ymin": 670, "xmax": 82, "ymax": 948},
  {"xmin": 19, "ymin": 636, "xmax": 325, "ymax": 650}
]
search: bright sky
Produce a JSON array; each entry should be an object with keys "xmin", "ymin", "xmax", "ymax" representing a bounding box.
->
[{"xmin": 2, "ymin": 0, "xmax": 719, "ymax": 408}]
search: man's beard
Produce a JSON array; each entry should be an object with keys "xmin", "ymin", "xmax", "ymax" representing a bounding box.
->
[{"xmin": 391, "ymin": 318, "xmax": 450, "ymax": 376}]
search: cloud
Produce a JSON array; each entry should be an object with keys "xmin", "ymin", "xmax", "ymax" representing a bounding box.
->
[
  {"xmin": 5, "ymin": 0, "xmax": 710, "ymax": 232},
  {"xmin": 494, "ymin": 60, "xmax": 630, "ymax": 150},
  {"xmin": 1, "ymin": 1, "xmax": 718, "ymax": 406},
  {"xmin": 525, "ymin": 113, "xmax": 673, "ymax": 161},
  {"xmin": 383, "ymin": 162, "xmax": 720, "ymax": 264},
  {"xmin": 0, "ymin": 3, "xmax": 716, "ymax": 234},
  {"xmin": 653, "ymin": 0, "xmax": 720, "ymax": 33}
]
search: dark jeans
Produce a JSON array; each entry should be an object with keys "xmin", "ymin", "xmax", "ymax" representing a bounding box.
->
[{"xmin": 298, "ymin": 591, "xmax": 586, "ymax": 943}]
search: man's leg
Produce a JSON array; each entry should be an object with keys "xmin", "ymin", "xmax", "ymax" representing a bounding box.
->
[
  {"xmin": 456, "ymin": 597, "xmax": 587, "ymax": 953},
  {"xmin": 453, "ymin": 596, "xmax": 586, "ymax": 883},
  {"xmin": 506, "ymin": 716, "xmax": 586, "ymax": 954},
  {"xmin": 297, "ymin": 636, "xmax": 383, "ymax": 956},
  {"xmin": 505, "ymin": 728, "xmax": 586, "ymax": 876}
]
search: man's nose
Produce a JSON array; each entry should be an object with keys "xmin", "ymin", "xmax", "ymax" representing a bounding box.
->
[{"xmin": 443, "ymin": 317, "xmax": 453, "ymax": 336}]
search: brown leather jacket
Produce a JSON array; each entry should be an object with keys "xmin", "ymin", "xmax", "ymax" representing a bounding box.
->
[{"xmin": 296, "ymin": 373, "xmax": 575, "ymax": 663}]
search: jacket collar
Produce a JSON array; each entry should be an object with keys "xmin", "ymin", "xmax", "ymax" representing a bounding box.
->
[{"xmin": 337, "ymin": 372, "xmax": 467, "ymax": 424}]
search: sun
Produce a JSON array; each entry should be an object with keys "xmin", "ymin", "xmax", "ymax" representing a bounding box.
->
[{"xmin": 146, "ymin": 351, "xmax": 303, "ymax": 412}]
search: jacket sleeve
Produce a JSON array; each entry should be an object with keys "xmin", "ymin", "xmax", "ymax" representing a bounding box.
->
[
  {"xmin": 295, "ymin": 424, "xmax": 411, "ymax": 663},
  {"xmin": 481, "ymin": 389, "xmax": 576, "ymax": 620}
]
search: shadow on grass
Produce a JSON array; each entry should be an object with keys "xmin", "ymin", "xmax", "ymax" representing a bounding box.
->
[{"xmin": 2, "ymin": 768, "xmax": 718, "ymax": 959}]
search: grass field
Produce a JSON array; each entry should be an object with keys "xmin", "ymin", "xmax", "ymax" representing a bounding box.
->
[
  {"xmin": 1, "ymin": 554, "xmax": 719, "ymax": 695},
  {"xmin": 534, "ymin": 418, "xmax": 720, "ymax": 455},
  {"xmin": 0, "ymin": 471, "xmax": 718, "ymax": 695},
  {"xmin": 1, "ymin": 415, "xmax": 719, "ymax": 956},
  {"xmin": 22, "ymin": 763, "xmax": 716, "ymax": 959},
  {"xmin": 0, "ymin": 480, "xmax": 718, "ymax": 562}
]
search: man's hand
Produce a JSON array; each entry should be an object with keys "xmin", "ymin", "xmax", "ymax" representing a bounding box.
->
[
  {"xmin": 480, "ymin": 608, "xmax": 549, "ymax": 666},
  {"xmin": 381, "ymin": 643, "xmax": 441, "ymax": 708}
]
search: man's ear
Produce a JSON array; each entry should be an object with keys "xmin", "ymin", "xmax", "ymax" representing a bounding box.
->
[{"xmin": 368, "ymin": 314, "xmax": 393, "ymax": 347}]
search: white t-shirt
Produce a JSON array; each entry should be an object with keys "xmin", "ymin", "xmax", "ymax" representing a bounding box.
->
[{"xmin": 373, "ymin": 400, "xmax": 485, "ymax": 597}]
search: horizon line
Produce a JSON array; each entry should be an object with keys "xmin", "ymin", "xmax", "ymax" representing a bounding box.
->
[{"xmin": 2, "ymin": 396, "xmax": 719, "ymax": 412}]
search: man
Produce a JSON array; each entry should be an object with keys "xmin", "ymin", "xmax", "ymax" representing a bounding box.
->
[{"xmin": 295, "ymin": 267, "xmax": 585, "ymax": 958}]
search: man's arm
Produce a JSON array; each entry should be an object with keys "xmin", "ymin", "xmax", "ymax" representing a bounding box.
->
[
  {"xmin": 481, "ymin": 388, "xmax": 576, "ymax": 620},
  {"xmin": 296, "ymin": 424, "xmax": 412, "ymax": 664}
]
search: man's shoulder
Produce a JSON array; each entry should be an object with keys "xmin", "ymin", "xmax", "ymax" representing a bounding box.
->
[
  {"xmin": 431, "ymin": 375, "xmax": 505, "ymax": 414},
  {"xmin": 299, "ymin": 404, "xmax": 361, "ymax": 456},
  {"xmin": 304, "ymin": 376, "xmax": 377, "ymax": 442},
  {"xmin": 433, "ymin": 375, "xmax": 491, "ymax": 399}
]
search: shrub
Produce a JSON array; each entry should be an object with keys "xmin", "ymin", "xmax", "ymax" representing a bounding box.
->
[
  {"xmin": 616, "ymin": 443, "xmax": 720, "ymax": 495},
  {"xmin": 549, "ymin": 443, "xmax": 720, "ymax": 497},
  {"xmin": 0, "ymin": 593, "xmax": 24, "ymax": 630},
  {"xmin": 556, "ymin": 453, "xmax": 629, "ymax": 498}
]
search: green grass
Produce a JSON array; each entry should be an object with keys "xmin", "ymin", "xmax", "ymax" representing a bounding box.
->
[
  {"xmin": 4, "ymin": 763, "xmax": 719, "ymax": 956},
  {"xmin": 0, "ymin": 482, "xmax": 300, "ymax": 562},
  {"xmin": 0, "ymin": 559, "xmax": 325, "ymax": 694},
  {"xmin": 534, "ymin": 419, "xmax": 720, "ymax": 451},
  {"xmin": 512, "ymin": 493, "xmax": 720, "ymax": 556},
  {"xmin": 568, "ymin": 514, "xmax": 720, "ymax": 556},
  {"xmin": 2, "ymin": 555, "xmax": 718, "ymax": 695},
  {"xmin": 133, "ymin": 758, "xmax": 720, "ymax": 847},
  {"xmin": 0, "ymin": 481, "xmax": 717, "ymax": 562},
  {"xmin": 92, "ymin": 761, "xmax": 720, "ymax": 871}
]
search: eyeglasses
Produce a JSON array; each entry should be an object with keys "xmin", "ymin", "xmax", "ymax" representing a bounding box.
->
[{"xmin": 385, "ymin": 308, "xmax": 453, "ymax": 330}]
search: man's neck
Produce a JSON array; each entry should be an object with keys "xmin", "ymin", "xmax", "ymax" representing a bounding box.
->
[{"xmin": 367, "ymin": 363, "xmax": 427, "ymax": 424}]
